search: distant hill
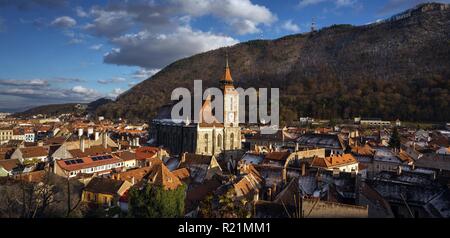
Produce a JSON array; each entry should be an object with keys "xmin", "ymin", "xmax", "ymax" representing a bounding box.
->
[
  {"xmin": 14, "ymin": 98, "xmax": 113, "ymax": 118},
  {"xmin": 14, "ymin": 103, "xmax": 85, "ymax": 118}
]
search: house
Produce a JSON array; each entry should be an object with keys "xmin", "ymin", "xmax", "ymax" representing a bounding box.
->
[
  {"xmin": 112, "ymin": 158, "xmax": 162, "ymax": 185},
  {"xmin": 24, "ymin": 129, "xmax": 35, "ymax": 143},
  {"xmin": 415, "ymin": 154, "xmax": 450, "ymax": 184},
  {"xmin": 233, "ymin": 164, "xmax": 263, "ymax": 200},
  {"xmin": 51, "ymin": 134, "xmax": 117, "ymax": 160},
  {"xmin": 172, "ymin": 168, "xmax": 190, "ymax": 183},
  {"xmin": 135, "ymin": 146, "xmax": 164, "ymax": 167},
  {"xmin": 0, "ymin": 159, "xmax": 22, "ymax": 176},
  {"xmin": 54, "ymin": 154, "xmax": 124, "ymax": 178},
  {"xmin": 371, "ymin": 147, "xmax": 408, "ymax": 175},
  {"xmin": 357, "ymin": 182, "xmax": 394, "ymax": 218},
  {"xmin": 82, "ymin": 177, "xmax": 132, "ymax": 207},
  {"xmin": 11, "ymin": 128, "xmax": 25, "ymax": 141},
  {"xmin": 367, "ymin": 170, "xmax": 450, "ymax": 218},
  {"xmin": 244, "ymin": 128, "xmax": 299, "ymax": 150},
  {"xmin": 147, "ymin": 163, "xmax": 183, "ymax": 190},
  {"xmin": 178, "ymin": 153, "xmax": 222, "ymax": 183},
  {"xmin": 311, "ymin": 154, "xmax": 359, "ymax": 173},
  {"xmin": 0, "ymin": 127, "xmax": 13, "ymax": 145},
  {"xmin": 255, "ymin": 178, "xmax": 368, "ymax": 218},
  {"xmin": 359, "ymin": 118, "xmax": 391, "ymax": 127},
  {"xmin": 436, "ymin": 147, "xmax": 450, "ymax": 156},
  {"xmin": 10, "ymin": 146, "xmax": 49, "ymax": 164},
  {"xmin": 114, "ymin": 151, "xmax": 138, "ymax": 170},
  {"xmin": 297, "ymin": 133, "xmax": 346, "ymax": 156},
  {"xmin": 262, "ymin": 151, "xmax": 290, "ymax": 167}
]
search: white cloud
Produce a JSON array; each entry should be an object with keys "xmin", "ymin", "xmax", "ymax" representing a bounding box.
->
[
  {"xmin": 282, "ymin": 20, "xmax": 300, "ymax": 32},
  {"xmin": 0, "ymin": 78, "xmax": 103, "ymax": 106},
  {"xmin": 104, "ymin": 26, "xmax": 239, "ymax": 69},
  {"xmin": 89, "ymin": 44, "xmax": 103, "ymax": 50},
  {"xmin": 175, "ymin": 0, "xmax": 277, "ymax": 35},
  {"xmin": 97, "ymin": 77, "xmax": 126, "ymax": 84},
  {"xmin": 132, "ymin": 68, "xmax": 161, "ymax": 80},
  {"xmin": 83, "ymin": 8, "xmax": 134, "ymax": 37},
  {"xmin": 108, "ymin": 88, "xmax": 125, "ymax": 99},
  {"xmin": 0, "ymin": 79, "xmax": 49, "ymax": 87},
  {"xmin": 51, "ymin": 16, "xmax": 77, "ymax": 28},
  {"xmin": 75, "ymin": 6, "xmax": 88, "ymax": 17}
]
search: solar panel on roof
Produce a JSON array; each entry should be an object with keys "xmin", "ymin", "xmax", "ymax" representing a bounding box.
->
[
  {"xmin": 92, "ymin": 157, "xmax": 98, "ymax": 161},
  {"xmin": 64, "ymin": 161, "xmax": 71, "ymax": 165},
  {"xmin": 76, "ymin": 159, "xmax": 83, "ymax": 163}
]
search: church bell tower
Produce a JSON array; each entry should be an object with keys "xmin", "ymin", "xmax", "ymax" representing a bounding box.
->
[{"xmin": 221, "ymin": 53, "xmax": 241, "ymax": 150}]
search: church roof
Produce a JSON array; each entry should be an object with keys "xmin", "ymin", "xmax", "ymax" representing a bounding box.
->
[{"xmin": 223, "ymin": 63, "xmax": 233, "ymax": 82}]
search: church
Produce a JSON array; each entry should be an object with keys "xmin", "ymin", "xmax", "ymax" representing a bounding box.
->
[{"xmin": 149, "ymin": 57, "xmax": 242, "ymax": 158}]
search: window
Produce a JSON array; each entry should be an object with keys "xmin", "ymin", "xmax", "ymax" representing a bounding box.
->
[
  {"xmin": 217, "ymin": 134, "xmax": 222, "ymax": 148},
  {"xmin": 230, "ymin": 133, "xmax": 234, "ymax": 149},
  {"xmin": 204, "ymin": 134, "xmax": 209, "ymax": 153}
]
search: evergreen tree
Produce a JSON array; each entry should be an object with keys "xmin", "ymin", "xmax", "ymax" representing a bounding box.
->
[
  {"xmin": 128, "ymin": 184, "xmax": 186, "ymax": 218},
  {"xmin": 389, "ymin": 127, "xmax": 401, "ymax": 151}
]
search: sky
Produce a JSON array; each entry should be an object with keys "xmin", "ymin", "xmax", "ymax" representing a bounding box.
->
[{"xmin": 0, "ymin": 0, "xmax": 449, "ymax": 112}]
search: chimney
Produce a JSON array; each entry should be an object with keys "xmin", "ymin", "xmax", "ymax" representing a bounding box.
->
[
  {"xmin": 102, "ymin": 132, "xmax": 107, "ymax": 149},
  {"xmin": 28, "ymin": 174, "xmax": 32, "ymax": 182},
  {"xmin": 131, "ymin": 176, "xmax": 135, "ymax": 185},
  {"xmin": 181, "ymin": 152, "xmax": 187, "ymax": 163},
  {"xmin": 271, "ymin": 184, "xmax": 277, "ymax": 198},
  {"xmin": 295, "ymin": 143, "xmax": 299, "ymax": 152},
  {"xmin": 134, "ymin": 137, "xmax": 140, "ymax": 147},
  {"xmin": 397, "ymin": 166, "xmax": 402, "ymax": 176},
  {"xmin": 282, "ymin": 167, "xmax": 287, "ymax": 184},
  {"xmin": 158, "ymin": 149, "xmax": 163, "ymax": 160},
  {"xmin": 37, "ymin": 141, "xmax": 43, "ymax": 147},
  {"xmin": 116, "ymin": 174, "xmax": 121, "ymax": 180},
  {"xmin": 78, "ymin": 128, "xmax": 83, "ymax": 137},
  {"xmin": 267, "ymin": 188, "xmax": 272, "ymax": 201},
  {"xmin": 118, "ymin": 140, "xmax": 122, "ymax": 151},
  {"xmin": 301, "ymin": 163, "xmax": 306, "ymax": 176},
  {"xmin": 87, "ymin": 127, "xmax": 94, "ymax": 136},
  {"xmin": 94, "ymin": 131, "xmax": 100, "ymax": 141},
  {"xmin": 80, "ymin": 137, "xmax": 85, "ymax": 153}
]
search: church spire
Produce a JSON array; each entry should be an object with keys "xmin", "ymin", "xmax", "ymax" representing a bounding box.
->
[{"xmin": 222, "ymin": 52, "xmax": 233, "ymax": 84}]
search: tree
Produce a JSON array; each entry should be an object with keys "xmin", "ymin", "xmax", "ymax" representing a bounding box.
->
[
  {"xmin": 198, "ymin": 190, "xmax": 252, "ymax": 218},
  {"xmin": 389, "ymin": 127, "xmax": 401, "ymax": 151},
  {"xmin": 128, "ymin": 184, "xmax": 186, "ymax": 218}
]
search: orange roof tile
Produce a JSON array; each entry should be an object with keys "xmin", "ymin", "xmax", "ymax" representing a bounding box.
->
[
  {"xmin": 312, "ymin": 154, "xmax": 358, "ymax": 169},
  {"xmin": 147, "ymin": 163, "xmax": 182, "ymax": 190}
]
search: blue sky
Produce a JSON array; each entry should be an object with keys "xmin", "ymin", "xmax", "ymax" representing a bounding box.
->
[{"xmin": 0, "ymin": 0, "xmax": 448, "ymax": 111}]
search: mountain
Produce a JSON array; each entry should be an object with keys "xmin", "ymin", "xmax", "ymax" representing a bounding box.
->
[
  {"xmin": 87, "ymin": 98, "xmax": 114, "ymax": 112},
  {"xmin": 14, "ymin": 103, "xmax": 85, "ymax": 118},
  {"xmin": 14, "ymin": 98, "xmax": 113, "ymax": 118},
  {"xmin": 102, "ymin": 3, "xmax": 448, "ymax": 123}
]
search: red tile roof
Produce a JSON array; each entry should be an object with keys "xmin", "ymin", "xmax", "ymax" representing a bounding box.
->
[
  {"xmin": 312, "ymin": 154, "xmax": 358, "ymax": 169},
  {"xmin": 56, "ymin": 154, "xmax": 122, "ymax": 172}
]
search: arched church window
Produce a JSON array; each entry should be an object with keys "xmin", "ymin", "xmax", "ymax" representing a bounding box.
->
[
  {"xmin": 217, "ymin": 134, "xmax": 222, "ymax": 148},
  {"xmin": 230, "ymin": 133, "xmax": 234, "ymax": 149},
  {"xmin": 204, "ymin": 134, "xmax": 209, "ymax": 153}
]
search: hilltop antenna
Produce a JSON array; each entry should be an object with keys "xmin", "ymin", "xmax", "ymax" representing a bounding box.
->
[{"xmin": 311, "ymin": 17, "xmax": 317, "ymax": 32}]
